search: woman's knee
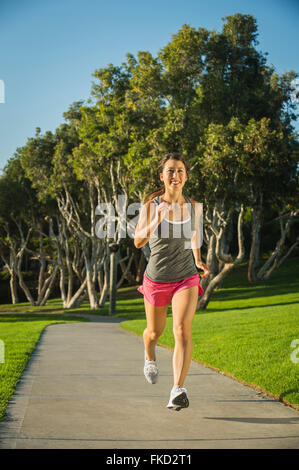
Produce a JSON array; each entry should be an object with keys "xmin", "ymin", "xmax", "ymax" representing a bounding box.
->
[
  {"xmin": 173, "ymin": 323, "xmax": 192, "ymax": 343},
  {"xmin": 144, "ymin": 328, "xmax": 162, "ymax": 342}
]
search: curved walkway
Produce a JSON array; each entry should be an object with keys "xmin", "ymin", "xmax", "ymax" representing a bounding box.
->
[{"xmin": 0, "ymin": 315, "xmax": 299, "ymax": 449}]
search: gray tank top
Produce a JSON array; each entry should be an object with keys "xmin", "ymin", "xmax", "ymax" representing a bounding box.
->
[{"xmin": 145, "ymin": 194, "xmax": 198, "ymax": 282}]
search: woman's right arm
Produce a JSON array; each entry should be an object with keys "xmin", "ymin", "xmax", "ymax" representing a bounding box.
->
[{"xmin": 134, "ymin": 200, "xmax": 170, "ymax": 249}]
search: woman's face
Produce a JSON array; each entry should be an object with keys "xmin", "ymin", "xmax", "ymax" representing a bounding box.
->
[{"xmin": 160, "ymin": 159, "xmax": 187, "ymax": 190}]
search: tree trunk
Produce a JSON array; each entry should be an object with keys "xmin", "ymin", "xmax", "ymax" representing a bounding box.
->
[
  {"xmin": 39, "ymin": 266, "xmax": 59, "ymax": 306},
  {"xmin": 135, "ymin": 251, "xmax": 146, "ymax": 283},
  {"xmin": 197, "ymin": 212, "xmax": 220, "ymax": 309},
  {"xmin": 59, "ymin": 266, "xmax": 67, "ymax": 304},
  {"xmin": 9, "ymin": 270, "xmax": 19, "ymax": 304},
  {"xmin": 257, "ymin": 209, "xmax": 298, "ymax": 280},
  {"xmin": 109, "ymin": 248, "xmax": 118, "ymax": 314},
  {"xmin": 117, "ymin": 251, "xmax": 135, "ymax": 288},
  {"xmin": 248, "ymin": 197, "xmax": 263, "ymax": 282},
  {"xmin": 37, "ymin": 263, "xmax": 45, "ymax": 299},
  {"xmin": 17, "ymin": 268, "xmax": 35, "ymax": 305},
  {"xmin": 99, "ymin": 248, "xmax": 109, "ymax": 308},
  {"xmin": 1, "ymin": 225, "xmax": 34, "ymax": 305},
  {"xmin": 51, "ymin": 217, "xmax": 87, "ymax": 308},
  {"xmin": 64, "ymin": 234, "xmax": 74, "ymax": 306},
  {"xmin": 64, "ymin": 277, "xmax": 88, "ymax": 309},
  {"xmin": 198, "ymin": 263, "xmax": 235, "ymax": 309},
  {"xmin": 198, "ymin": 203, "xmax": 245, "ymax": 310},
  {"xmin": 85, "ymin": 256, "xmax": 99, "ymax": 310},
  {"xmin": 97, "ymin": 265, "xmax": 104, "ymax": 292},
  {"xmin": 217, "ymin": 221, "xmax": 233, "ymax": 287}
]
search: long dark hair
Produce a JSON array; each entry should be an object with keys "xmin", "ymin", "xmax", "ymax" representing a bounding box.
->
[{"xmin": 142, "ymin": 153, "xmax": 190, "ymax": 204}]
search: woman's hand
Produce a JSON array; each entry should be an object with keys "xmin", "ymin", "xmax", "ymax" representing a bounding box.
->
[
  {"xmin": 157, "ymin": 201, "xmax": 172, "ymax": 221},
  {"xmin": 195, "ymin": 260, "xmax": 210, "ymax": 278}
]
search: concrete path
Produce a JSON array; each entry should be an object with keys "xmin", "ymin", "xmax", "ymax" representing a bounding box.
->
[{"xmin": 0, "ymin": 315, "xmax": 299, "ymax": 449}]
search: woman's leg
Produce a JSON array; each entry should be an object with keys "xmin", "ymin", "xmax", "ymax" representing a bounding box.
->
[
  {"xmin": 171, "ymin": 285, "xmax": 198, "ymax": 387},
  {"xmin": 143, "ymin": 297, "xmax": 168, "ymax": 361}
]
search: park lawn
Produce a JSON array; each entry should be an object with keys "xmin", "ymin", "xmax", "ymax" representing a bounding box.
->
[
  {"xmin": 0, "ymin": 257, "xmax": 298, "ymax": 415},
  {"xmin": 0, "ymin": 314, "xmax": 89, "ymax": 421},
  {"xmin": 120, "ymin": 257, "xmax": 299, "ymax": 410}
]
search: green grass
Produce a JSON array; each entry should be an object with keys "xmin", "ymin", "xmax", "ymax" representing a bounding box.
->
[
  {"xmin": 0, "ymin": 256, "xmax": 298, "ymax": 419},
  {"xmin": 120, "ymin": 257, "xmax": 299, "ymax": 409},
  {"xmin": 0, "ymin": 314, "xmax": 89, "ymax": 421},
  {"xmin": 0, "ymin": 286, "xmax": 146, "ymax": 319}
]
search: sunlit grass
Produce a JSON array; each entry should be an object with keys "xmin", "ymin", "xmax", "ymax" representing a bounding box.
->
[
  {"xmin": 0, "ymin": 257, "xmax": 298, "ymax": 414},
  {"xmin": 120, "ymin": 257, "xmax": 299, "ymax": 409},
  {"xmin": 0, "ymin": 314, "xmax": 89, "ymax": 421}
]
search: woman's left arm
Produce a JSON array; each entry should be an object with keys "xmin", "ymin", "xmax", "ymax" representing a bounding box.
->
[{"xmin": 190, "ymin": 200, "xmax": 210, "ymax": 278}]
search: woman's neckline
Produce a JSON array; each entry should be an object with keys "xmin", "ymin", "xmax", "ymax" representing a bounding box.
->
[
  {"xmin": 159, "ymin": 193, "xmax": 187, "ymax": 206},
  {"xmin": 159, "ymin": 195, "xmax": 192, "ymax": 223}
]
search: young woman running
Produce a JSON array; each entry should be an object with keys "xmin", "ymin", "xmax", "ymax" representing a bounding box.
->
[{"xmin": 134, "ymin": 153, "xmax": 210, "ymax": 410}]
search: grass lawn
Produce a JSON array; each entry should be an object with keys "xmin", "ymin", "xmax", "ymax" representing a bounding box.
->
[
  {"xmin": 0, "ymin": 256, "xmax": 298, "ymax": 419},
  {"xmin": 119, "ymin": 257, "xmax": 299, "ymax": 410},
  {"xmin": 0, "ymin": 314, "xmax": 89, "ymax": 421}
]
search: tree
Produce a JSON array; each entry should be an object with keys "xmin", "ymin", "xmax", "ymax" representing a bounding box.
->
[
  {"xmin": 19, "ymin": 121, "xmax": 92, "ymax": 308},
  {"xmin": 0, "ymin": 153, "xmax": 59, "ymax": 305}
]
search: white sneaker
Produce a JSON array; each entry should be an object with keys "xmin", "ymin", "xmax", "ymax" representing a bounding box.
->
[
  {"xmin": 144, "ymin": 351, "xmax": 159, "ymax": 384},
  {"xmin": 166, "ymin": 386, "xmax": 189, "ymax": 410}
]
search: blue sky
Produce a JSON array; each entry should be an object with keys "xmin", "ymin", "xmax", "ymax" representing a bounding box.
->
[{"xmin": 0, "ymin": 0, "xmax": 298, "ymax": 172}]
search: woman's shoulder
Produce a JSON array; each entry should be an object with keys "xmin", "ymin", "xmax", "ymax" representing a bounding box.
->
[
  {"xmin": 187, "ymin": 196, "xmax": 197, "ymax": 208},
  {"xmin": 187, "ymin": 197, "xmax": 202, "ymax": 213},
  {"xmin": 145, "ymin": 196, "xmax": 159, "ymax": 207},
  {"xmin": 187, "ymin": 196, "xmax": 200, "ymax": 203},
  {"xmin": 188, "ymin": 196, "xmax": 197, "ymax": 204},
  {"xmin": 141, "ymin": 198, "xmax": 158, "ymax": 213}
]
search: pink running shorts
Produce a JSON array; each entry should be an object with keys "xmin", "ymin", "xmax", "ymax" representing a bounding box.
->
[{"xmin": 137, "ymin": 272, "xmax": 204, "ymax": 307}]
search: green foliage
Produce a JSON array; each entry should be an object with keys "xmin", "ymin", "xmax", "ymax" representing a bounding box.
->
[
  {"xmin": 0, "ymin": 271, "xmax": 35, "ymax": 282},
  {"xmin": 222, "ymin": 13, "xmax": 258, "ymax": 47},
  {"xmin": 201, "ymin": 116, "xmax": 298, "ymax": 208},
  {"xmin": 0, "ymin": 13, "xmax": 298, "ymax": 316},
  {"xmin": 120, "ymin": 257, "xmax": 299, "ymax": 408},
  {"xmin": 5, "ymin": 13, "xmax": 297, "ymax": 208}
]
